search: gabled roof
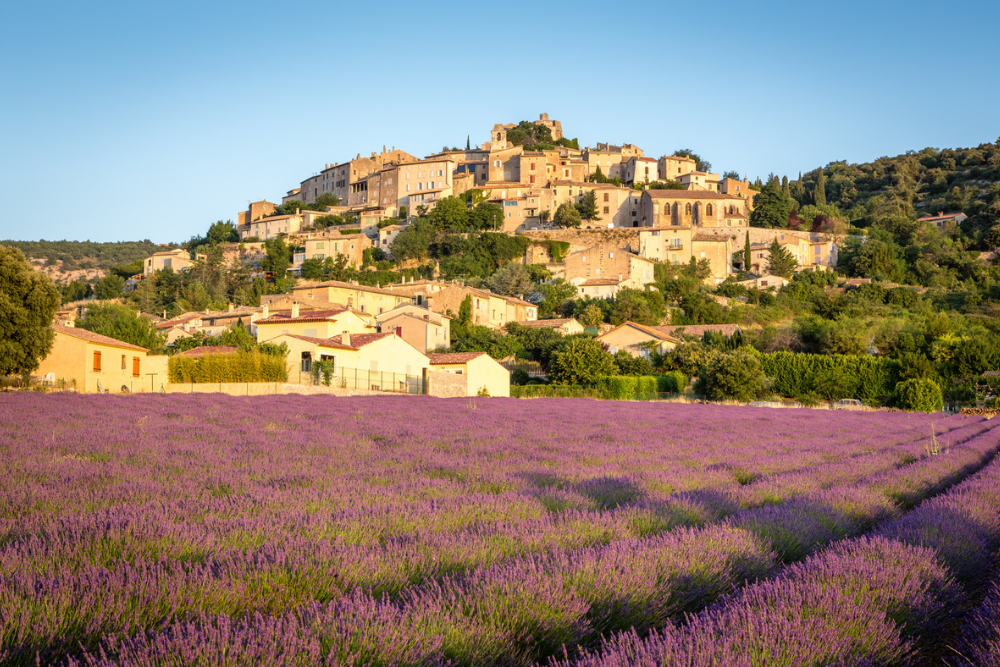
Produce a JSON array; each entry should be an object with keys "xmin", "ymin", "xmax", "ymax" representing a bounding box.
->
[
  {"xmin": 293, "ymin": 280, "xmax": 411, "ymax": 298},
  {"xmin": 155, "ymin": 313, "xmax": 203, "ymax": 329},
  {"xmin": 329, "ymin": 332, "xmax": 394, "ymax": 348},
  {"xmin": 580, "ymin": 278, "xmax": 624, "ymax": 286},
  {"xmin": 917, "ymin": 212, "xmax": 965, "ymax": 222},
  {"xmin": 656, "ymin": 324, "xmax": 741, "ymax": 338},
  {"xmin": 515, "ymin": 318, "xmax": 579, "ymax": 328},
  {"xmin": 596, "ymin": 321, "xmax": 681, "ymax": 343},
  {"xmin": 268, "ymin": 334, "xmax": 354, "ymax": 350},
  {"xmin": 255, "ymin": 308, "xmax": 349, "ymax": 325},
  {"xmin": 53, "ymin": 325, "xmax": 149, "ymax": 352},
  {"xmin": 645, "ymin": 190, "xmax": 739, "ymax": 200},
  {"xmin": 428, "ymin": 351, "xmax": 487, "ymax": 365}
]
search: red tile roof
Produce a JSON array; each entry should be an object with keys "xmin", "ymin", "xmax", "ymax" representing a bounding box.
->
[
  {"xmin": 428, "ymin": 352, "xmax": 487, "ymax": 364},
  {"xmin": 596, "ymin": 321, "xmax": 681, "ymax": 343},
  {"xmin": 515, "ymin": 318, "xmax": 578, "ymax": 328},
  {"xmin": 580, "ymin": 278, "xmax": 624, "ymax": 286},
  {"xmin": 271, "ymin": 334, "xmax": 354, "ymax": 350},
  {"xmin": 53, "ymin": 325, "xmax": 149, "ymax": 352},
  {"xmin": 254, "ymin": 308, "xmax": 348, "ymax": 324},
  {"xmin": 294, "ymin": 280, "xmax": 412, "ymax": 298},
  {"xmin": 328, "ymin": 332, "xmax": 393, "ymax": 349}
]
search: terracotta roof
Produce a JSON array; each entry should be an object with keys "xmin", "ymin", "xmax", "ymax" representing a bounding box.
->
[
  {"xmin": 52, "ymin": 325, "xmax": 149, "ymax": 352},
  {"xmin": 429, "ymin": 352, "xmax": 487, "ymax": 365},
  {"xmin": 268, "ymin": 334, "xmax": 354, "ymax": 350},
  {"xmin": 293, "ymin": 280, "xmax": 412, "ymax": 298},
  {"xmin": 580, "ymin": 278, "xmax": 624, "ymax": 286},
  {"xmin": 656, "ymin": 324, "xmax": 741, "ymax": 338},
  {"xmin": 983, "ymin": 371, "xmax": 1000, "ymax": 378},
  {"xmin": 692, "ymin": 234, "xmax": 735, "ymax": 242},
  {"xmin": 255, "ymin": 308, "xmax": 349, "ymax": 325},
  {"xmin": 328, "ymin": 332, "xmax": 394, "ymax": 348},
  {"xmin": 917, "ymin": 212, "xmax": 965, "ymax": 221},
  {"xmin": 155, "ymin": 313, "xmax": 203, "ymax": 329},
  {"xmin": 596, "ymin": 321, "xmax": 680, "ymax": 343},
  {"xmin": 515, "ymin": 318, "xmax": 578, "ymax": 328},
  {"xmin": 645, "ymin": 190, "xmax": 738, "ymax": 200},
  {"xmin": 176, "ymin": 346, "xmax": 238, "ymax": 357}
]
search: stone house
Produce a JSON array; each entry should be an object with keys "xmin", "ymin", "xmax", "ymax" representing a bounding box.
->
[
  {"xmin": 917, "ymin": 211, "xmax": 968, "ymax": 228},
  {"xmin": 237, "ymin": 200, "xmax": 278, "ymax": 227},
  {"xmin": 255, "ymin": 303, "xmax": 374, "ymax": 343},
  {"xmin": 292, "ymin": 232, "xmax": 371, "ymax": 271},
  {"xmin": 376, "ymin": 304, "xmax": 451, "ymax": 354},
  {"xmin": 291, "ymin": 280, "xmax": 414, "ymax": 316},
  {"xmin": 299, "ymin": 148, "xmax": 419, "ymax": 205},
  {"xmin": 640, "ymin": 190, "xmax": 748, "ymax": 229},
  {"xmin": 513, "ymin": 318, "xmax": 585, "ymax": 335},
  {"xmin": 36, "ymin": 325, "xmax": 168, "ymax": 393},
  {"xmin": 657, "ymin": 154, "xmax": 698, "ymax": 181},
  {"xmin": 623, "ymin": 156, "xmax": 660, "ymax": 186},
  {"xmin": 562, "ymin": 243, "xmax": 656, "ymax": 289},
  {"xmin": 143, "ymin": 249, "xmax": 196, "ymax": 276},
  {"xmin": 241, "ymin": 210, "xmax": 328, "ymax": 241}
]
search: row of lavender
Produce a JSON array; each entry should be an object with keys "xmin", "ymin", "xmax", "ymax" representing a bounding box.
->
[
  {"xmin": 1, "ymin": 394, "xmax": 997, "ymax": 665},
  {"xmin": 566, "ymin": 436, "xmax": 1000, "ymax": 667}
]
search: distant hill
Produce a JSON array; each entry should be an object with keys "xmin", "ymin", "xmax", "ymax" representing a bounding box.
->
[
  {"xmin": 789, "ymin": 140, "xmax": 1000, "ymax": 225},
  {"xmin": 2, "ymin": 239, "xmax": 177, "ymax": 274}
]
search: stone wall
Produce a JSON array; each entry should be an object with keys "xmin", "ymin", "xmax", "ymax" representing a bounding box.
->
[
  {"xmin": 426, "ymin": 369, "xmax": 469, "ymax": 398},
  {"xmin": 518, "ymin": 229, "xmax": 641, "ymax": 255}
]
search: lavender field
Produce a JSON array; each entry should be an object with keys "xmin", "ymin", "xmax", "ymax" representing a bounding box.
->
[{"xmin": 2, "ymin": 394, "xmax": 1000, "ymax": 666}]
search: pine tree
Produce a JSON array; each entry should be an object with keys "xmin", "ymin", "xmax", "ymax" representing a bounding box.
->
[
  {"xmin": 814, "ymin": 170, "xmax": 827, "ymax": 207},
  {"xmin": 766, "ymin": 238, "xmax": 798, "ymax": 278},
  {"xmin": 781, "ymin": 176, "xmax": 790, "ymax": 197},
  {"xmin": 743, "ymin": 233, "xmax": 752, "ymax": 272}
]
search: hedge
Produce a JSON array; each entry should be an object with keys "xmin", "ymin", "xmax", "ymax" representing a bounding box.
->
[
  {"xmin": 896, "ymin": 378, "xmax": 944, "ymax": 413},
  {"xmin": 759, "ymin": 351, "xmax": 900, "ymax": 405},
  {"xmin": 657, "ymin": 371, "xmax": 688, "ymax": 393},
  {"xmin": 169, "ymin": 350, "xmax": 288, "ymax": 384},
  {"xmin": 510, "ymin": 385, "xmax": 610, "ymax": 399}
]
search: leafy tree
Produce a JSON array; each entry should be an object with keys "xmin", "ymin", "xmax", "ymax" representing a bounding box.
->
[
  {"xmin": 77, "ymin": 303, "xmax": 167, "ymax": 352},
  {"xmin": 814, "ymin": 170, "xmax": 827, "ymax": 207},
  {"xmin": 299, "ymin": 258, "xmax": 325, "ymax": 280},
  {"xmin": 722, "ymin": 170, "xmax": 741, "ymax": 180},
  {"xmin": 94, "ymin": 273, "xmax": 126, "ymax": 300},
  {"xmin": 468, "ymin": 202, "xmax": 504, "ymax": 231},
  {"xmin": 554, "ymin": 203, "xmax": 582, "ymax": 229},
  {"xmin": 579, "ymin": 303, "xmax": 604, "ymax": 327},
  {"xmin": 363, "ymin": 247, "xmax": 388, "ymax": 264},
  {"xmin": 548, "ymin": 337, "xmax": 617, "ymax": 385},
  {"xmin": 486, "ymin": 263, "xmax": 534, "ymax": 297},
  {"xmin": 647, "ymin": 181, "xmax": 685, "ymax": 190},
  {"xmin": 576, "ymin": 190, "xmax": 601, "ymax": 221},
  {"xmin": 0, "ymin": 245, "xmax": 61, "ymax": 376},
  {"xmin": 451, "ymin": 324, "xmax": 521, "ymax": 359},
  {"xmin": 262, "ymin": 237, "xmax": 290, "ymax": 279},
  {"xmin": 610, "ymin": 289, "xmax": 666, "ymax": 326},
  {"xmin": 531, "ymin": 279, "xmax": 577, "ymax": 319},
  {"xmin": 810, "ymin": 366, "xmax": 855, "ymax": 400},
  {"xmin": 695, "ymin": 349, "xmax": 766, "ymax": 402},
  {"xmin": 390, "ymin": 223, "xmax": 433, "ymax": 261},
  {"xmin": 673, "ymin": 149, "xmax": 711, "ymax": 173},
  {"xmin": 749, "ymin": 180, "xmax": 794, "ymax": 228},
  {"xmin": 614, "ymin": 350, "xmax": 652, "ymax": 376},
  {"xmin": 895, "ymin": 378, "xmax": 943, "ymax": 412},
  {"xmin": 313, "ymin": 192, "xmax": 341, "ymax": 208},
  {"xmin": 323, "ymin": 255, "xmax": 350, "ymax": 281},
  {"xmin": 766, "ymin": 239, "xmax": 798, "ymax": 278},
  {"xmin": 428, "ymin": 196, "xmax": 470, "ymax": 230}
]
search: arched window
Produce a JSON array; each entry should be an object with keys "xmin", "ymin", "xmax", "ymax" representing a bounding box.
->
[
  {"xmin": 706, "ymin": 204, "xmax": 713, "ymax": 216},
  {"xmin": 663, "ymin": 204, "xmax": 670, "ymax": 215},
  {"xmin": 685, "ymin": 203, "xmax": 692, "ymax": 215}
]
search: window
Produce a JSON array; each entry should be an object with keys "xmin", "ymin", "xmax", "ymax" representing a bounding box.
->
[
  {"xmin": 121, "ymin": 354, "xmax": 126, "ymax": 370},
  {"xmin": 603, "ymin": 206, "xmax": 609, "ymax": 214},
  {"xmin": 663, "ymin": 204, "xmax": 670, "ymax": 215},
  {"xmin": 603, "ymin": 193, "xmax": 609, "ymax": 202},
  {"xmin": 132, "ymin": 357, "xmax": 140, "ymax": 377},
  {"xmin": 530, "ymin": 175, "xmax": 535, "ymax": 183},
  {"xmin": 706, "ymin": 204, "xmax": 713, "ymax": 215},
  {"xmin": 93, "ymin": 351, "xmax": 101, "ymax": 372},
  {"xmin": 609, "ymin": 252, "xmax": 614, "ymax": 258},
  {"xmin": 685, "ymin": 204, "xmax": 692, "ymax": 215}
]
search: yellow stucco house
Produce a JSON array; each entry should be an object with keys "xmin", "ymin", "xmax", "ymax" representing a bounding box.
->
[
  {"xmin": 291, "ymin": 280, "xmax": 414, "ymax": 316},
  {"xmin": 595, "ymin": 322, "xmax": 681, "ymax": 359},
  {"xmin": 254, "ymin": 304, "xmax": 374, "ymax": 343},
  {"xmin": 267, "ymin": 331, "xmax": 429, "ymax": 391},
  {"xmin": 427, "ymin": 351, "xmax": 510, "ymax": 397},
  {"xmin": 375, "ymin": 304, "xmax": 451, "ymax": 353},
  {"xmin": 36, "ymin": 325, "xmax": 169, "ymax": 393}
]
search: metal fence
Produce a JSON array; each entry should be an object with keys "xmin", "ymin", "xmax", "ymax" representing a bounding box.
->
[
  {"xmin": 290, "ymin": 366, "xmax": 425, "ymax": 395},
  {"xmin": 500, "ymin": 359, "xmax": 546, "ymax": 378}
]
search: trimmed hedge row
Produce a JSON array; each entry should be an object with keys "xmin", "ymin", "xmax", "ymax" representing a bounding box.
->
[
  {"xmin": 759, "ymin": 351, "xmax": 900, "ymax": 405},
  {"xmin": 168, "ymin": 350, "xmax": 288, "ymax": 384},
  {"xmin": 510, "ymin": 385, "xmax": 610, "ymax": 399}
]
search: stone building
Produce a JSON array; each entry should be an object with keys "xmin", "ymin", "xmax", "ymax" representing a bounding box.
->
[
  {"xmin": 623, "ymin": 156, "xmax": 660, "ymax": 186},
  {"xmin": 640, "ymin": 190, "xmax": 749, "ymax": 229},
  {"xmin": 237, "ymin": 200, "xmax": 278, "ymax": 227},
  {"xmin": 657, "ymin": 154, "xmax": 698, "ymax": 181},
  {"xmin": 297, "ymin": 148, "xmax": 419, "ymax": 205}
]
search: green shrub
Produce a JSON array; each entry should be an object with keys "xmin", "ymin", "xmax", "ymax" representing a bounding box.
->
[
  {"xmin": 696, "ymin": 349, "xmax": 766, "ymax": 402},
  {"xmin": 510, "ymin": 385, "xmax": 609, "ymax": 399},
  {"xmin": 596, "ymin": 376, "xmax": 638, "ymax": 400},
  {"xmin": 168, "ymin": 350, "xmax": 288, "ymax": 383},
  {"xmin": 896, "ymin": 378, "xmax": 943, "ymax": 413},
  {"xmin": 656, "ymin": 371, "xmax": 688, "ymax": 393},
  {"xmin": 759, "ymin": 351, "xmax": 899, "ymax": 405},
  {"xmin": 636, "ymin": 376, "xmax": 658, "ymax": 398}
]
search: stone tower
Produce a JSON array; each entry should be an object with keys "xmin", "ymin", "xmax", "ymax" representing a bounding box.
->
[{"xmin": 490, "ymin": 124, "xmax": 509, "ymax": 151}]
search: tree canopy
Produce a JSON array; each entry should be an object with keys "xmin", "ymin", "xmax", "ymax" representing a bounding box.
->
[{"xmin": 0, "ymin": 245, "xmax": 61, "ymax": 376}]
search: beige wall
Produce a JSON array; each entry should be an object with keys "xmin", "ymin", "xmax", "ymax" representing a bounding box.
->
[
  {"xmin": 623, "ymin": 157, "xmax": 659, "ymax": 185},
  {"xmin": 294, "ymin": 283, "xmax": 414, "ymax": 315},
  {"xmin": 379, "ymin": 312, "xmax": 449, "ymax": 353},
  {"xmin": 430, "ymin": 355, "xmax": 510, "ymax": 397},
  {"xmin": 273, "ymin": 333, "xmax": 429, "ymax": 387},
  {"xmin": 36, "ymin": 331, "xmax": 157, "ymax": 394},
  {"xmin": 144, "ymin": 250, "xmax": 193, "ymax": 276},
  {"xmin": 597, "ymin": 326, "xmax": 677, "ymax": 358},
  {"xmin": 294, "ymin": 233, "xmax": 370, "ymax": 269},
  {"xmin": 256, "ymin": 310, "xmax": 373, "ymax": 342},
  {"xmin": 657, "ymin": 155, "xmax": 697, "ymax": 181}
]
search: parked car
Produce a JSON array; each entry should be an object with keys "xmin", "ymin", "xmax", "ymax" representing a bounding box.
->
[{"xmin": 834, "ymin": 398, "xmax": 864, "ymax": 410}]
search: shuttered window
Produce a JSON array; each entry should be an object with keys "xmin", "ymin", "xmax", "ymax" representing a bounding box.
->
[
  {"xmin": 93, "ymin": 351, "xmax": 101, "ymax": 372},
  {"xmin": 132, "ymin": 357, "xmax": 140, "ymax": 377}
]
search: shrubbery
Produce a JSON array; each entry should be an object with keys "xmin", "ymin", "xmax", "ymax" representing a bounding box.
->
[
  {"xmin": 759, "ymin": 351, "xmax": 900, "ymax": 405},
  {"xmin": 168, "ymin": 350, "xmax": 288, "ymax": 383},
  {"xmin": 895, "ymin": 378, "xmax": 944, "ymax": 413}
]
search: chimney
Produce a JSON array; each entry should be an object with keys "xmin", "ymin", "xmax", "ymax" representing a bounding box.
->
[
  {"xmin": 342, "ymin": 331, "xmax": 351, "ymax": 347},
  {"xmin": 291, "ymin": 302, "xmax": 300, "ymax": 319},
  {"xmin": 262, "ymin": 304, "xmax": 269, "ymax": 318}
]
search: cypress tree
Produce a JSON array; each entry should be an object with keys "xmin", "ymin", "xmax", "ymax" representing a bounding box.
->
[
  {"xmin": 781, "ymin": 176, "xmax": 790, "ymax": 197},
  {"xmin": 743, "ymin": 233, "xmax": 752, "ymax": 272},
  {"xmin": 814, "ymin": 170, "xmax": 827, "ymax": 207},
  {"xmin": 466, "ymin": 135, "xmax": 470, "ymax": 150}
]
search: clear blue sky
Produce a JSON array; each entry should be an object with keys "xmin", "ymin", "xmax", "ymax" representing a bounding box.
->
[{"xmin": 1, "ymin": 0, "xmax": 997, "ymax": 243}]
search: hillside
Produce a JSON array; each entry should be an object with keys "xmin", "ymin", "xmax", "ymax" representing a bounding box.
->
[
  {"xmin": 4, "ymin": 239, "xmax": 178, "ymax": 284},
  {"xmin": 788, "ymin": 140, "xmax": 1000, "ymax": 231}
]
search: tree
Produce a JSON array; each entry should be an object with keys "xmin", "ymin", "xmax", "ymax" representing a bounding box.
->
[
  {"xmin": 94, "ymin": 273, "xmax": 126, "ymax": 300},
  {"xmin": 695, "ymin": 349, "xmax": 766, "ymax": 402},
  {"xmin": 814, "ymin": 170, "xmax": 827, "ymax": 207},
  {"xmin": 576, "ymin": 190, "xmax": 601, "ymax": 221},
  {"xmin": 743, "ymin": 233, "xmax": 752, "ymax": 271},
  {"xmin": 313, "ymin": 192, "xmax": 341, "ymax": 208},
  {"xmin": 262, "ymin": 237, "xmax": 290, "ymax": 279},
  {"xmin": 749, "ymin": 180, "xmax": 794, "ymax": 228},
  {"xmin": 592, "ymin": 165, "xmax": 607, "ymax": 183},
  {"xmin": 486, "ymin": 263, "xmax": 534, "ymax": 297},
  {"xmin": 0, "ymin": 245, "xmax": 61, "ymax": 377},
  {"xmin": 579, "ymin": 303, "xmax": 604, "ymax": 327},
  {"xmin": 77, "ymin": 303, "xmax": 166, "ymax": 352},
  {"xmin": 206, "ymin": 220, "xmax": 239, "ymax": 245},
  {"xmin": 428, "ymin": 196, "xmax": 469, "ymax": 230},
  {"xmin": 547, "ymin": 337, "xmax": 617, "ymax": 385},
  {"xmin": 299, "ymin": 258, "xmax": 325, "ymax": 280},
  {"xmin": 766, "ymin": 239, "xmax": 798, "ymax": 278},
  {"xmin": 896, "ymin": 378, "xmax": 943, "ymax": 413},
  {"xmin": 673, "ymin": 149, "xmax": 711, "ymax": 173},
  {"xmin": 983, "ymin": 223, "xmax": 1000, "ymax": 251},
  {"xmin": 468, "ymin": 202, "xmax": 504, "ymax": 231},
  {"xmin": 614, "ymin": 350, "xmax": 652, "ymax": 376},
  {"xmin": 457, "ymin": 295, "xmax": 473, "ymax": 328},
  {"xmin": 530, "ymin": 279, "xmax": 577, "ymax": 319},
  {"xmin": 554, "ymin": 203, "xmax": 582, "ymax": 228}
]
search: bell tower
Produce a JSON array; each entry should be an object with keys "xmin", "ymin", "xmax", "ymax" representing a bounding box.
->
[{"xmin": 490, "ymin": 124, "xmax": 508, "ymax": 151}]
